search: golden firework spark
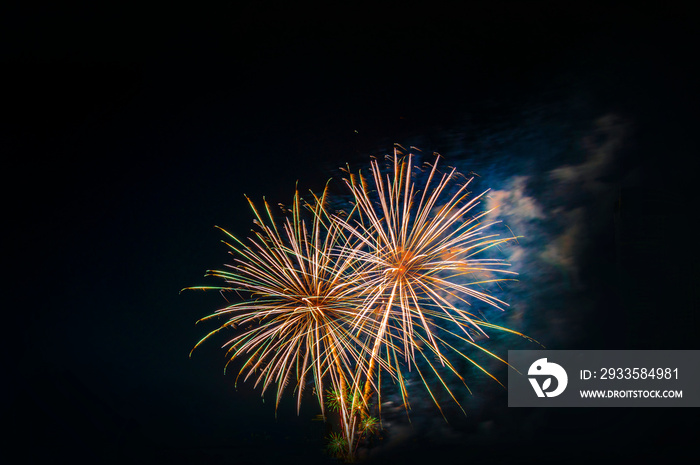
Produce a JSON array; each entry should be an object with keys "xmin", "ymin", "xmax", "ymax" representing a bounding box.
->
[
  {"xmin": 336, "ymin": 145, "xmax": 527, "ymax": 417},
  {"xmin": 186, "ymin": 146, "xmax": 533, "ymax": 460},
  {"xmin": 184, "ymin": 185, "xmax": 369, "ymax": 423}
]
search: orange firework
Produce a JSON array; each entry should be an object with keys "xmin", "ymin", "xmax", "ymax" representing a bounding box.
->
[
  {"xmin": 336, "ymin": 145, "xmax": 526, "ymax": 417},
  {"xmin": 185, "ymin": 146, "xmax": 531, "ymax": 460},
  {"xmin": 184, "ymin": 186, "xmax": 367, "ymax": 426}
]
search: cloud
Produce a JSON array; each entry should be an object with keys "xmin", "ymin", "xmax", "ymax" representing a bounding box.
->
[
  {"xmin": 540, "ymin": 206, "xmax": 584, "ymax": 287},
  {"xmin": 486, "ymin": 175, "xmax": 544, "ymax": 223},
  {"xmin": 548, "ymin": 113, "xmax": 628, "ymax": 195},
  {"xmin": 482, "ymin": 114, "xmax": 628, "ymax": 284}
]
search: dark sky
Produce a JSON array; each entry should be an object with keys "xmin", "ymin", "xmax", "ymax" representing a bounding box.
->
[{"xmin": 4, "ymin": 4, "xmax": 699, "ymax": 465}]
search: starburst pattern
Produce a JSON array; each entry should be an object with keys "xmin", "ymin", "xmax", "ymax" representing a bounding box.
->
[
  {"xmin": 185, "ymin": 145, "xmax": 531, "ymax": 460},
  {"xmin": 336, "ymin": 147, "xmax": 525, "ymax": 416},
  {"xmin": 185, "ymin": 186, "xmax": 367, "ymax": 417}
]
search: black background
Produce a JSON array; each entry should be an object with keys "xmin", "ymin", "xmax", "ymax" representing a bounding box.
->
[{"xmin": 4, "ymin": 3, "xmax": 698, "ymax": 464}]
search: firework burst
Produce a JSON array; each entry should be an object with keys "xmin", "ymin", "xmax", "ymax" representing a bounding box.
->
[
  {"xmin": 336, "ymin": 145, "xmax": 527, "ymax": 416},
  {"xmin": 186, "ymin": 145, "xmax": 532, "ymax": 461},
  {"xmin": 184, "ymin": 185, "xmax": 368, "ymax": 420}
]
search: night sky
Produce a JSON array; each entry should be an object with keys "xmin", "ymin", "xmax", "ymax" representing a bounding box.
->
[{"xmin": 5, "ymin": 4, "xmax": 699, "ymax": 465}]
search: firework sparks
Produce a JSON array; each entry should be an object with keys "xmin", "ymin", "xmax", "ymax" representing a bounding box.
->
[
  {"xmin": 335, "ymin": 145, "xmax": 526, "ymax": 416},
  {"xmin": 185, "ymin": 145, "xmax": 532, "ymax": 460},
  {"xmin": 184, "ymin": 185, "xmax": 368, "ymax": 421}
]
